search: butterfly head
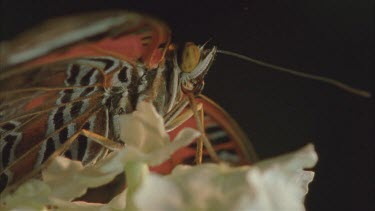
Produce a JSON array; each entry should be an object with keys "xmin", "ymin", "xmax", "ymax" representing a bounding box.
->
[{"xmin": 173, "ymin": 42, "xmax": 217, "ymax": 94}]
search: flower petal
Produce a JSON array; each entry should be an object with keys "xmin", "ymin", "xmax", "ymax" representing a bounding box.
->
[
  {"xmin": 0, "ymin": 179, "xmax": 50, "ymax": 210},
  {"xmin": 133, "ymin": 144, "xmax": 318, "ymax": 211},
  {"xmin": 119, "ymin": 101, "xmax": 169, "ymax": 152},
  {"xmin": 40, "ymin": 101, "xmax": 199, "ymax": 201}
]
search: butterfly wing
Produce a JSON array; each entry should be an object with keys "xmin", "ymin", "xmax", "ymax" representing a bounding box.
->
[
  {"xmin": 196, "ymin": 95, "xmax": 257, "ymax": 163},
  {"xmin": 0, "ymin": 57, "xmax": 123, "ymax": 192},
  {"xmin": 0, "ymin": 11, "xmax": 171, "ymax": 192},
  {"xmin": 153, "ymin": 95, "xmax": 258, "ymax": 174},
  {"xmin": 0, "ymin": 11, "xmax": 170, "ymax": 69}
]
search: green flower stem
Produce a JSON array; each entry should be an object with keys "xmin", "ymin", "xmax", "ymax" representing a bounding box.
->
[{"xmin": 124, "ymin": 161, "xmax": 149, "ymax": 211}]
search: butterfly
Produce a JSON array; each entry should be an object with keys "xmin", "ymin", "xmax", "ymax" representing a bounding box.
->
[{"xmin": 0, "ymin": 11, "xmax": 257, "ymax": 194}]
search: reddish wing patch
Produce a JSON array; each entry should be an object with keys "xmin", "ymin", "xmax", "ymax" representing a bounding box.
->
[
  {"xmin": 20, "ymin": 14, "xmax": 171, "ymax": 70},
  {"xmin": 23, "ymin": 93, "xmax": 51, "ymax": 112}
]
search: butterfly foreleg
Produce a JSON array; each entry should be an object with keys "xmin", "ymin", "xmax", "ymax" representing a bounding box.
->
[
  {"xmin": 80, "ymin": 129, "xmax": 124, "ymax": 151},
  {"xmin": 164, "ymin": 102, "xmax": 202, "ymax": 132},
  {"xmin": 187, "ymin": 94, "xmax": 220, "ymax": 164}
]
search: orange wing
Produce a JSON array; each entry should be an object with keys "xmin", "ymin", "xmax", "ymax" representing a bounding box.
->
[{"xmin": 0, "ymin": 11, "xmax": 171, "ymax": 70}]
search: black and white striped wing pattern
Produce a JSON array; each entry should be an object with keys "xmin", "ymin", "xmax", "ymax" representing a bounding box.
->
[{"xmin": 0, "ymin": 56, "xmax": 137, "ymax": 192}]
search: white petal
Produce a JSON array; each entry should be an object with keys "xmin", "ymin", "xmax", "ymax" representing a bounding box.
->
[
  {"xmin": 256, "ymin": 144, "xmax": 318, "ymax": 171},
  {"xmin": 118, "ymin": 101, "xmax": 169, "ymax": 151},
  {"xmin": 39, "ymin": 101, "xmax": 199, "ymax": 201},
  {"xmin": 102, "ymin": 101, "xmax": 200, "ymax": 168},
  {"xmin": 255, "ymin": 143, "xmax": 318, "ymax": 193},
  {"xmin": 42, "ymin": 156, "xmax": 119, "ymax": 201},
  {"xmin": 1, "ymin": 179, "xmax": 50, "ymax": 210},
  {"xmin": 49, "ymin": 189, "xmax": 127, "ymax": 211},
  {"xmin": 133, "ymin": 144, "xmax": 318, "ymax": 211},
  {"xmin": 134, "ymin": 174, "xmax": 183, "ymax": 211}
]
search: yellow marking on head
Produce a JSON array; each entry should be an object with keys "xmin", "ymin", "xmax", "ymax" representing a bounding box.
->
[{"xmin": 181, "ymin": 42, "xmax": 201, "ymax": 73}]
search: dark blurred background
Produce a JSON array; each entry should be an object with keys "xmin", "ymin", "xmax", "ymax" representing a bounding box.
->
[{"xmin": 1, "ymin": 0, "xmax": 373, "ymax": 210}]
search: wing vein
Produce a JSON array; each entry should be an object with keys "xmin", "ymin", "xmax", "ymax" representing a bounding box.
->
[
  {"xmin": 0, "ymin": 84, "xmax": 102, "ymax": 96},
  {"xmin": 0, "ymin": 102, "xmax": 104, "ymax": 176},
  {"xmin": 0, "ymin": 93, "xmax": 105, "ymax": 125}
]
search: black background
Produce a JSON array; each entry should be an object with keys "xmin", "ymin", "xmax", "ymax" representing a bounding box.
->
[{"xmin": 1, "ymin": 0, "xmax": 373, "ymax": 210}]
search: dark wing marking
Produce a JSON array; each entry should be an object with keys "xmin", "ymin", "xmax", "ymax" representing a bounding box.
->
[
  {"xmin": 64, "ymin": 107, "xmax": 111, "ymax": 164},
  {"xmin": 0, "ymin": 56, "xmax": 124, "ymax": 123},
  {"xmin": 0, "ymin": 57, "xmax": 123, "ymax": 192},
  {"xmin": 1, "ymin": 104, "xmax": 105, "ymax": 193}
]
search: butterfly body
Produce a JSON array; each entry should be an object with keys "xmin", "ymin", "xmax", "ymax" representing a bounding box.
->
[{"xmin": 0, "ymin": 11, "xmax": 256, "ymax": 194}]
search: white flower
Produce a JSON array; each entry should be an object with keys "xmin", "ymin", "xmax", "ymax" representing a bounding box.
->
[
  {"xmin": 44, "ymin": 101, "xmax": 199, "ymax": 200},
  {"xmin": 49, "ymin": 189, "xmax": 127, "ymax": 211},
  {"xmin": 97, "ymin": 101, "xmax": 201, "ymax": 172},
  {"xmin": 1, "ymin": 179, "xmax": 51, "ymax": 211},
  {"xmin": 134, "ymin": 144, "xmax": 318, "ymax": 211},
  {"xmin": 0, "ymin": 101, "xmax": 318, "ymax": 211},
  {"xmin": 0, "ymin": 102, "xmax": 199, "ymax": 210}
]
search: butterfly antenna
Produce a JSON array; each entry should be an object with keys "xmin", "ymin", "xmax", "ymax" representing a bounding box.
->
[{"xmin": 217, "ymin": 50, "xmax": 371, "ymax": 98}]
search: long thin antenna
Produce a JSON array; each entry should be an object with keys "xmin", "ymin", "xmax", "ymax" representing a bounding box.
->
[{"xmin": 217, "ymin": 49, "xmax": 371, "ymax": 98}]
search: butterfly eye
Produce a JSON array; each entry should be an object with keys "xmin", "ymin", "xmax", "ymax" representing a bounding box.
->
[{"xmin": 181, "ymin": 42, "xmax": 201, "ymax": 73}]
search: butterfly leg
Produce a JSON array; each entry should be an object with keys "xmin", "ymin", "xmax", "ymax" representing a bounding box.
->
[
  {"xmin": 164, "ymin": 95, "xmax": 221, "ymax": 164},
  {"xmin": 81, "ymin": 129, "xmax": 124, "ymax": 151},
  {"xmin": 194, "ymin": 103, "xmax": 205, "ymax": 164},
  {"xmin": 164, "ymin": 102, "xmax": 202, "ymax": 131},
  {"xmin": 165, "ymin": 95, "xmax": 221, "ymax": 164},
  {"xmin": 186, "ymin": 94, "xmax": 220, "ymax": 164}
]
